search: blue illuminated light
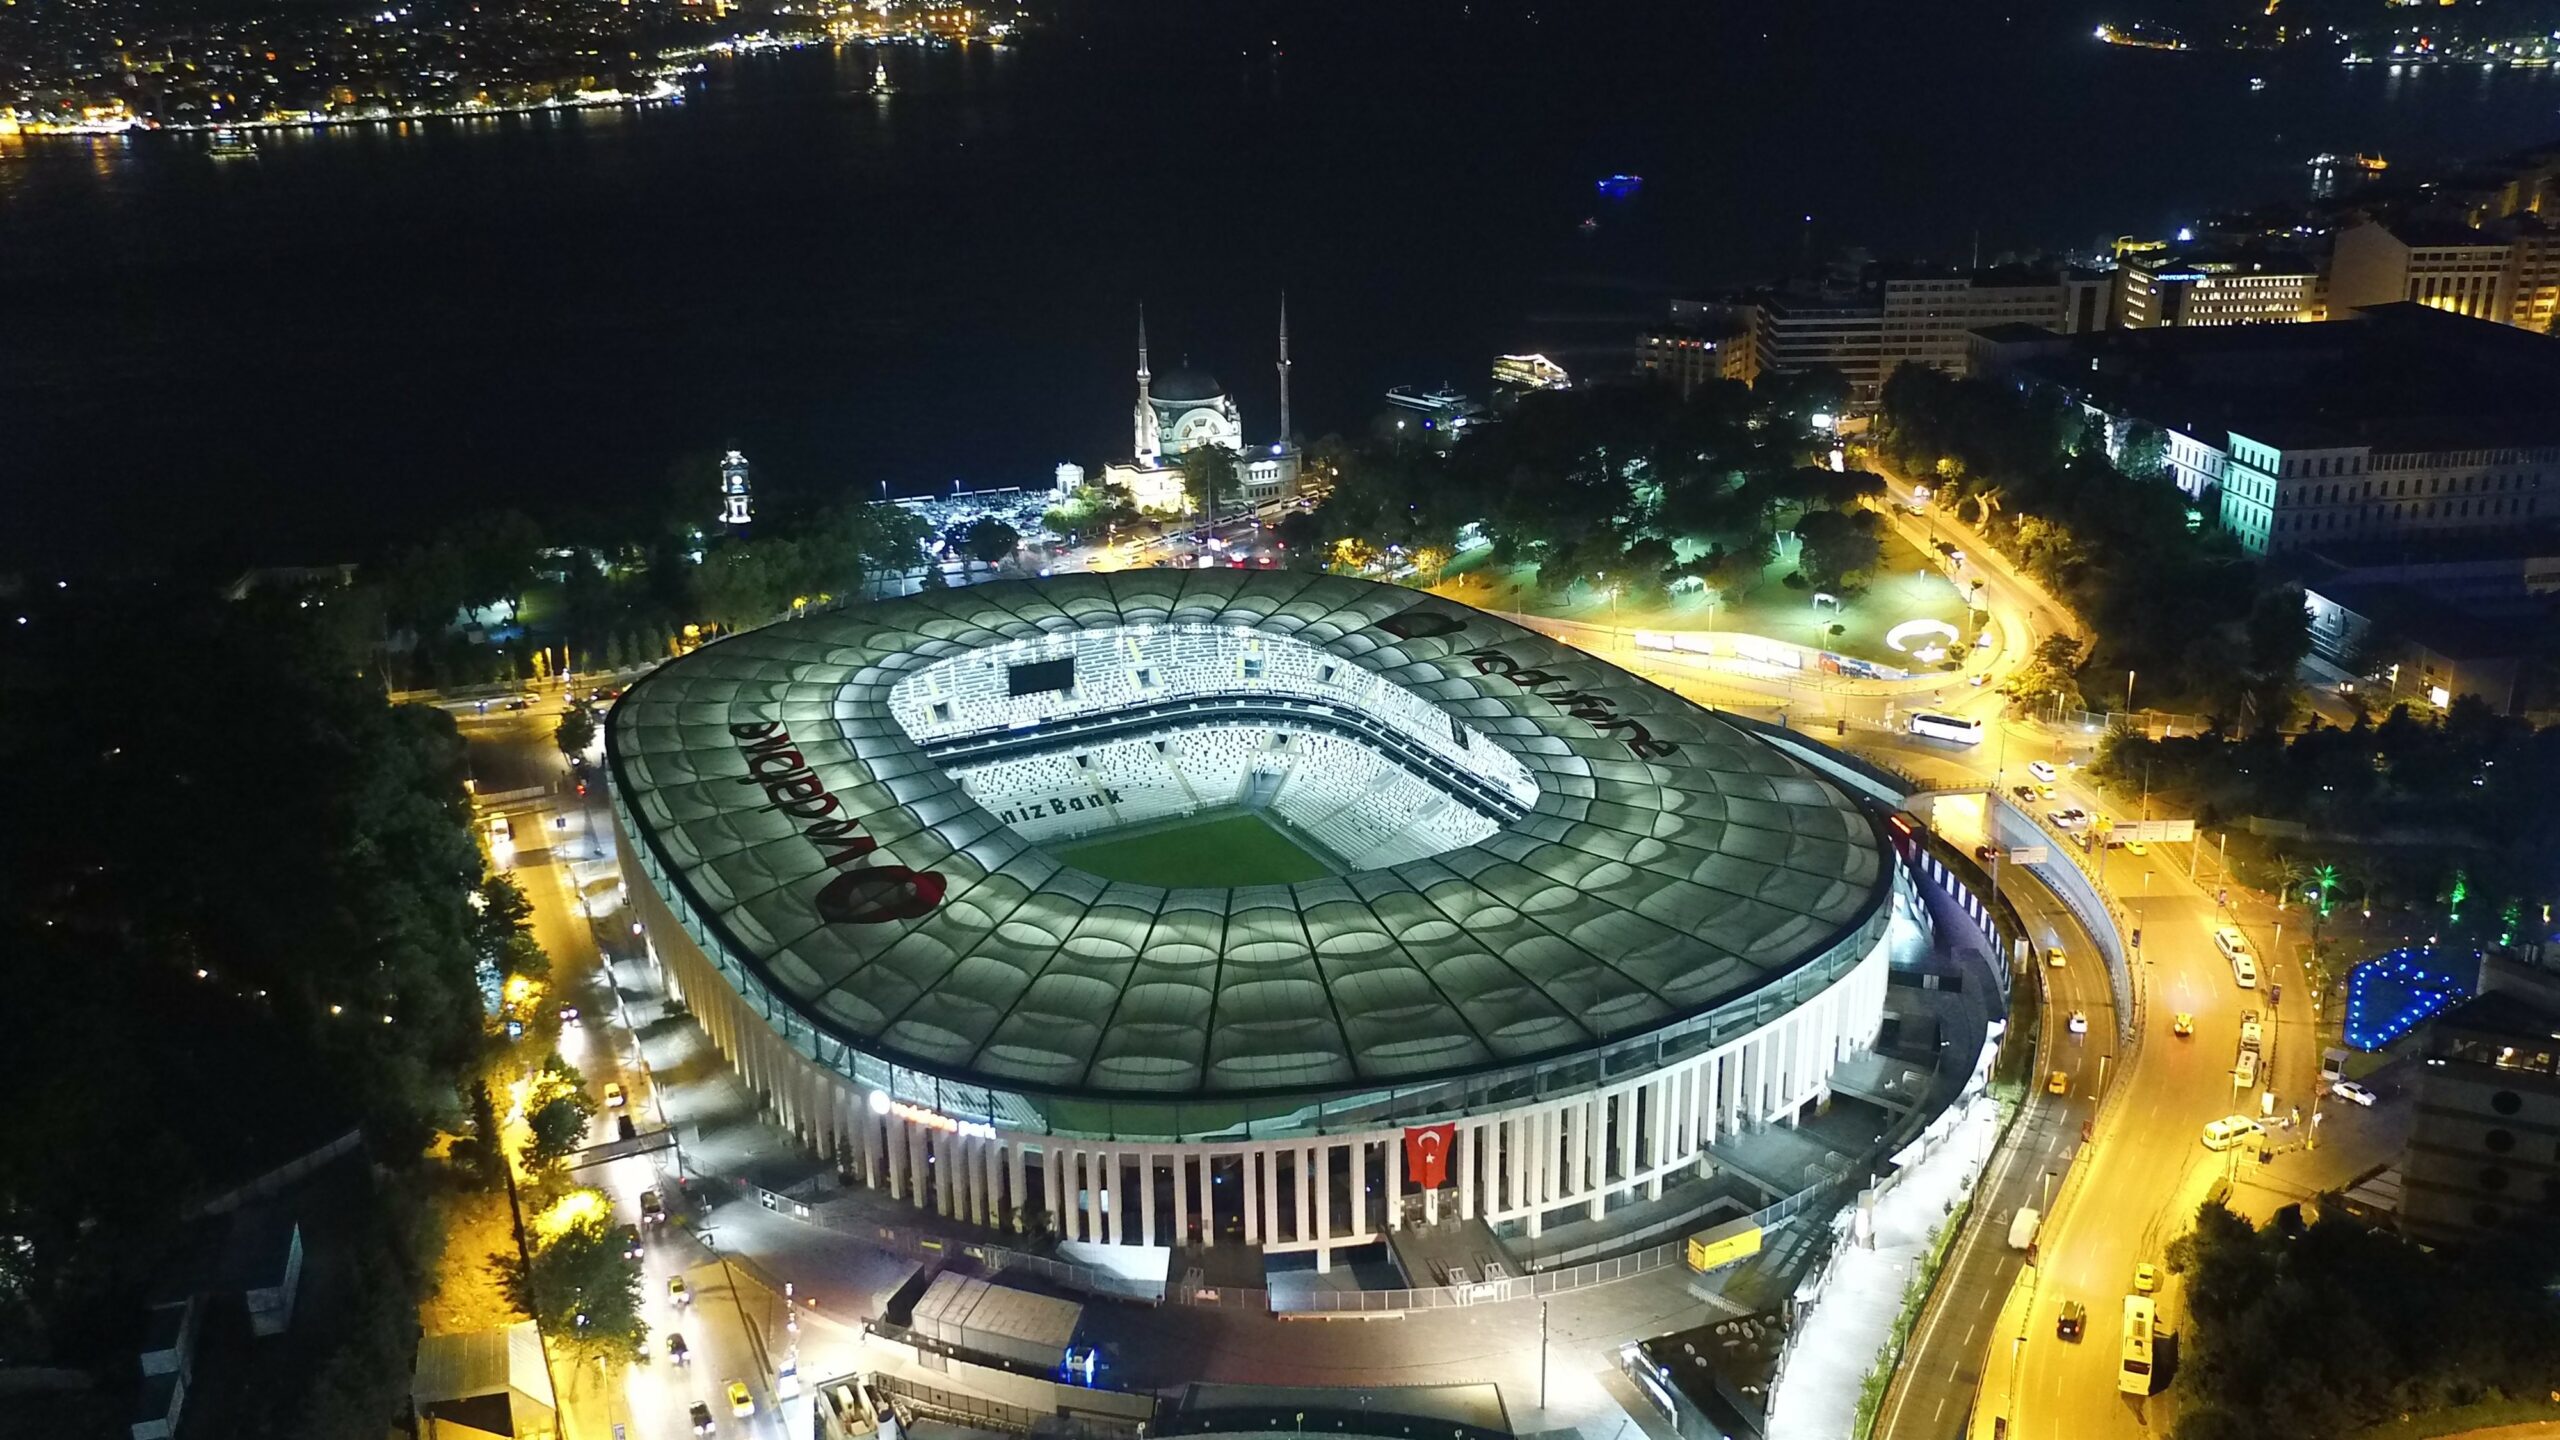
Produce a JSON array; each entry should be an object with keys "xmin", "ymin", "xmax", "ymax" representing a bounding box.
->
[
  {"xmin": 1597, "ymin": 174, "xmax": 1644, "ymax": 198},
  {"xmin": 2342, "ymin": 946, "xmax": 2473, "ymax": 1051}
]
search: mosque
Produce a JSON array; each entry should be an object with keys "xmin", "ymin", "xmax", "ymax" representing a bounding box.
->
[{"xmin": 1090, "ymin": 301, "xmax": 1302, "ymax": 516}]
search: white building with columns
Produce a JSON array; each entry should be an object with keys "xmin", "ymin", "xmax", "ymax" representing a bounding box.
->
[{"xmin": 606, "ymin": 573, "xmax": 1899, "ymax": 1273}]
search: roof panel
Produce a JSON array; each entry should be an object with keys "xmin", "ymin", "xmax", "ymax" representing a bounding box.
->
[{"xmin": 607, "ymin": 573, "xmax": 1887, "ymax": 1103}]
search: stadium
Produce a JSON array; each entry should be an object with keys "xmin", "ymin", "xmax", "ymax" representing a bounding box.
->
[{"xmin": 606, "ymin": 571, "xmax": 1910, "ymax": 1270}]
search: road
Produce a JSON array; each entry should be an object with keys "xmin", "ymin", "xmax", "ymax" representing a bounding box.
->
[
  {"xmin": 1835, "ymin": 719, "xmax": 2406, "ymax": 1439},
  {"xmin": 464, "ymin": 696, "xmax": 805, "ymax": 1440}
]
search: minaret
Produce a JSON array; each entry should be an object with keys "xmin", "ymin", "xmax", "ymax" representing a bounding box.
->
[
  {"xmin": 719, "ymin": 449, "xmax": 752, "ymax": 529},
  {"xmin": 1133, "ymin": 305, "xmax": 1159, "ymax": 467},
  {"xmin": 1276, "ymin": 292, "xmax": 1293, "ymax": 449}
]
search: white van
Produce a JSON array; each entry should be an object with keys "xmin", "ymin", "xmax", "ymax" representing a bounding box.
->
[
  {"xmin": 2027, "ymin": 760, "xmax": 2058, "ymax": 785},
  {"xmin": 2239, "ymin": 1018, "xmax": 2263, "ymax": 1053},
  {"xmin": 2231, "ymin": 953, "xmax": 2258, "ymax": 989},
  {"xmin": 2213, "ymin": 927, "xmax": 2252, "ymax": 962},
  {"xmin": 2200, "ymin": 1115, "xmax": 2261, "ymax": 1151},
  {"xmin": 2009, "ymin": 1207, "xmax": 2042, "ymax": 1250},
  {"xmin": 2233, "ymin": 1050, "xmax": 2259, "ymax": 1091}
]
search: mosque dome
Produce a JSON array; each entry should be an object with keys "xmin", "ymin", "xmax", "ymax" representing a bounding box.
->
[{"xmin": 1149, "ymin": 367, "xmax": 1226, "ymax": 405}]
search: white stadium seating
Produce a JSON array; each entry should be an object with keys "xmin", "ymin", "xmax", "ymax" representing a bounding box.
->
[{"xmin": 905, "ymin": 624, "xmax": 1522, "ymax": 872}]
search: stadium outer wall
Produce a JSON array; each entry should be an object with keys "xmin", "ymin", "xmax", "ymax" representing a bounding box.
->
[{"xmin": 618, "ymin": 803, "xmax": 1900, "ymax": 1270}]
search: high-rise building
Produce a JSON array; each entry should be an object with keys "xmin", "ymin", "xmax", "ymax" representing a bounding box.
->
[
  {"xmin": 2330, "ymin": 218, "xmax": 2560, "ymax": 333},
  {"xmin": 2114, "ymin": 253, "xmax": 2326, "ymax": 328},
  {"xmin": 718, "ymin": 450, "xmax": 753, "ymax": 529},
  {"xmin": 1730, "ymin": 264, "xmax": 2110, "ymax": 406},
  {"xmin": 2401, "ymin": 960, "xmax": 2560, "ymax": 1245}
]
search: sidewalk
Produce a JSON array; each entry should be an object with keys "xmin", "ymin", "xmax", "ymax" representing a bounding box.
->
[{"xmin": 1764, "ymin": 1096, "xmax": 2003, "ymax": 1440}]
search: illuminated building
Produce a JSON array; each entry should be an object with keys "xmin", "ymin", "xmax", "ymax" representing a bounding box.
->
[
  {"xmin": 1637, "ymin": 324, "xmax": 1751, "ymax": 393},
  {"xmin": 1102, "ymin": 302, "xmax": 1300, "ymax": 515},
  {"xmin": 1490, "ymin": 353, "xmax": 1570, "ymax": 391},
  {"xmin": 1977, "ymin": 304, "xmax": 2560, "ymax": 558},
  {"xmin": 2330, "ymin": 218, "xmax": 2560, "ymax": 332},
  {"xmin": 2400, "ymin": 961, "xmax": 2560, "ymax": 1245},
  {"xmin": 2114, "ymin": 253, "xmax": 2326, "ymax": 328},
  {"xmin": 1743, "ymin": 265, "xmax": 2108, "ymax": 406},
  {"xmin": 607, "ymin": 573, "xmax": 1909, "ymax": 1269},
  {"xmin": 718, "ymin": 449, "xmax": 753, "ymax": 529}
]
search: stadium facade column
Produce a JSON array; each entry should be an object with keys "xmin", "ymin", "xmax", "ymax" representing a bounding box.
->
[
  {"xmin": 1617, "ymin": 1087, "xmax": 1639, "ymax": 1202},
  {"xmin": 1266, "ymin": 1148, "xmax": 1286, "ymax": 1247},
  {"xmin": 1196, "ymin": 1154, "xmax": 1214, "ymax": 1248},
  {"xmin": 1139, "ymin": 1151, "xmax": 1158, "ymax": 1247},
  {"xmin": 1008, "ymin": 1142, "xmax": 1028, "ymax": 1233},
  {"xmin": 1241, "ymin": 1147, "xmax": 1261, "ymax": 1245},
  {"xmin": 1647, "ymin": 1077, "xmax": 1669, "ymax": 1200},
  {"xmin": 1582, "ymin": 1095, "xmax": 1605, "ymax": 1221},
  {"xmin": 1310, "ymin": 1143, "xmax": 1331, "ymax": 1272},
  {"xmin": 982, "ymin": 1140, "xmax": 1001, "ymax": 1228},
  {"xmin": 884, "ymin": 1113, "xmax": 908, "ymax": 1200},
  {"xmin": 912, "ymin": 1124, "xmax": 936, "ymax": 1216},
  {"xmin": 1170, "ymin": 1153, "xmax": 1188, "ymax": 1246},
  {"xmin": 1347, "ymin": 1140, "xmax": 1364, "ymax": 1241},
  {"xmin": 1495, "ymin": 1112, "xmax": 1515, "ymax": 1219},
  {"xmin": 1385, "ymin": 1130, "xmax": 1403, "ymax": 1231},
  {"xmin": 1454, "ymin": 1123, "xmax": 1473, "ymax": 1221},
  {"xmin": 860, "ymin": 1106, "xmax": 883, "ymax": 1190},
  {"xmin": 1522, "ymin": 1115, "xmax": 1543, "ymax": 1240},
  {"xmin": 1042, "ymin": 1145, "xmax": 1066, "ymax": 1239}
]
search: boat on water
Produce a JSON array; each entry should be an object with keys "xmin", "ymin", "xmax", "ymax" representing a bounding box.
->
[
  {"xmin": 872, "ymin": 58, "xmax": 895, "ymax": 93},
  {"xmin": 207, "ymin": 129, "xmax": 258, "ymax": 161},
  {"xmin": 2308, "ymin": 151, "xmax": 2389, "ymax": 174}
]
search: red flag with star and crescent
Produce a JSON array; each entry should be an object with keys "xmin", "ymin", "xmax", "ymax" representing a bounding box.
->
[{"xmin": 1404, "ymin": 1123, "xmax": 1457, "ymax": 1190}]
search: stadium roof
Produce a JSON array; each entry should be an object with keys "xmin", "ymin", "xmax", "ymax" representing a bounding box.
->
[{"xmin": 606, "ymin": 572, "xmax": 1889, "ymax": 1109}]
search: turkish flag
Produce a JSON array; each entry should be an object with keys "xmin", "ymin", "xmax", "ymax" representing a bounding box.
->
[{"xmin": 1404, "ymin": 1123, "xmax": 1457, "ymax": 1190}]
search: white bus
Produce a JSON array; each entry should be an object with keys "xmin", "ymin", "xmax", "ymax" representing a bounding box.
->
[
  {"xmin": 2119, "ymin": 1296, "xmax": 2157, "ymax": 1395},
  {"xmin": 1909, "ymin": 713, "xmax": 1984, "ymax": 745}
]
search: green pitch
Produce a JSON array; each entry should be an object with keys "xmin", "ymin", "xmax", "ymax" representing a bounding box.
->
[{"xmin": 1055, "ymin": 810, "xmax": 1334, "ymax": 887}]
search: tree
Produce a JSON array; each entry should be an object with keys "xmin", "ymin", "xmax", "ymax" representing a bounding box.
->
[
  {"xmin": 555, "ymin": 702, "xmax": 598, "ymax": 760},
  {"xmin": 962, "ymin": 518, "xmax": 1022, "ymax": 572},
  {"xmin": 494, "ymin": 1209, "xmax": 646, "ymax": 1368},
  {"xmin": 523, "ymin": 1092, "xmax": 593, "ymax": 1170},
  {"xmin": 2001, "ymin": 634, "xmax": 2086, "ymax": 714},
  {"xmin": 1179, "ymin": 444, "xmax": 1240, "ymax": 530},
  {"xmin": 1792, "ymin": 508, "xmax": 1884, "ymax": 591},
  {"xmin": 2118, "ymin": 421, "xmax": 2169, "ymax": 481}
]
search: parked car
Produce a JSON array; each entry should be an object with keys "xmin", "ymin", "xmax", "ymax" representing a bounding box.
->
[
  {"xmin": 2201, "ymin": 1115, "xmax": 2262, "ymax": 1151},
  {"xmin": 2331, "ymin": 1079, "xmax": 2377, "ymax": 1108},
  {"xmin": 2133, "ymin": 1262, "xmax": 2159, "ymax": 1294}
]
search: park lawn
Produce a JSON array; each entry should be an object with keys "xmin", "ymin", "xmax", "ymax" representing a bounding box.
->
[
  {"xmin": 1056, "ymin": 810, "xmax": 1333, "ymax": 887},
  {"xmin": 1439, "ymin": 527, "xmax": 1977, "ymax": 669}
]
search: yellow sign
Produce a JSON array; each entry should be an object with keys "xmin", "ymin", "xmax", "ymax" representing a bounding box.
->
[{"xmin": 1685, "ymin": 1220, "xmax": 1763, "ymax": 1272}]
